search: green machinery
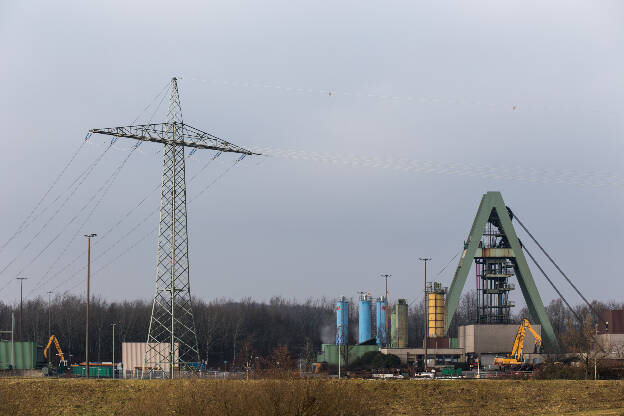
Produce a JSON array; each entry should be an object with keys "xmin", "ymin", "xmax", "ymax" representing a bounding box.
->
[{"xmin": 444, "ymin": 192, "xmax": 559, "ymax": 351}]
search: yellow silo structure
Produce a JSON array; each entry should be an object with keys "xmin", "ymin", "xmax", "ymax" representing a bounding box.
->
[{"xmin": 426, "ymin": 282, "xmax": 446, "ymax": 338}]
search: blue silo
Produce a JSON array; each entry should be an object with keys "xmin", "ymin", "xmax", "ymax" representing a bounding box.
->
[
  {"xmin": 376, "ymin": 296, "xmax": 387, "ymax": 346},
  {"xmin": 336, "ymin": 296, "xmax": 349, "ymax": 345},
  {"xmin": 358, "ymin": 293, "xmax": 372, "ymax": 343}
]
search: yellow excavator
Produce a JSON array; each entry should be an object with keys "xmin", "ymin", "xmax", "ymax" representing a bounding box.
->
[
  {"xmin": 494, "ymin": 318, "xmax": 542, "ymax": 366},
  {"xmin": 44, "ymin": 335, "xmax": 65, "ymax": 362},
  {"xmin": 43, "ymin": 335, "xmax": 68, "ymax": 375}
]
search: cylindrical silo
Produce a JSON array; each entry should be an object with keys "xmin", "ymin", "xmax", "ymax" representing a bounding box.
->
[
  {"xmin": 358, "ymin": 293, "xmax": 372, "ymax": 343},
  {"xmin": 376, "ymin": 296, "xmax": 387, "ymax": 346},
  {"xmin": 336, "ymin": 296, "xmax": 349, "ymax": 345},
  {"xmin": 396, "ymin": 299, "xmax": 408, "ymax": 348},
  {"xmin": 428, "ymin": 293, "xmax": 445, "ymax": 337},
  {"xmin": 426, "ymin": 282, "xmax": 447, "ymax": 338},
  {"xmin": 390, "ymin": 311, "xmax": 397, "ymax": 347}
]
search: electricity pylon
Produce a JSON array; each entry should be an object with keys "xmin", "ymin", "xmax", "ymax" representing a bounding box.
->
[{"xmin": 90, "ymin": 78, "xmax": 257, "ymax": 378}]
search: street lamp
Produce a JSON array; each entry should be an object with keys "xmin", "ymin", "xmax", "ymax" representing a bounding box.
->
[
  {"xmin": 419, "ymin": 258, "xmax": 431, "ymax": 372},
  {"xmin": 16, "ymin": 277, "xmax": 27, "ymax": 341},
  {"xmin": 111, "ymin": 323, "xmax": 117, "ymax": 379},
  {"xmin": 84, "ymin": 233, "xmax": 97, "ymax": 378},
  {"xmin": 380, "ymin": 274, "xmax": 391, "ymax": 347},
  {"xmin": 47, "ymin": 291, "xmax": 53, "ymax": 341}
]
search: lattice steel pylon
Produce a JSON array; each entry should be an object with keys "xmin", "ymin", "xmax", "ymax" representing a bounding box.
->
[{"xmin": 89, "ymin": 78, "xmax": 257, "ymax": 378}]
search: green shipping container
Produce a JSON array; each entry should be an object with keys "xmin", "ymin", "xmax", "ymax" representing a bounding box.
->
[
  {"xmin": 71, "ymin": 365, "xmax": 113, "ymax": 378},
  {"xmin": 0, "ymin": 341, "xmax": 44, "ymax": 370}
]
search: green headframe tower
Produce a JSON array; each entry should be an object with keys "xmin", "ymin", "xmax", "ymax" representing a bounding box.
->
[{"xmin": 444, "ymin": 191, "xmax": 559, "ymax": 351}]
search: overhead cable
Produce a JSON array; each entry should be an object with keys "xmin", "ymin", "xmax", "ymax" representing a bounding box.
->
[
  {"xmin": 522, "ymin": 245, "xmax": 582, "ymax": 324},
  {"xmin": 0, "ymin": 141, "xmax": 114, "ymax": 279},
  {"xmin": 27, "ymin": 143, "xmax": 140, "ymax": 294},
  {"xmin": 0, "ymin": 136, "xmax": 89, "ymax": 256},
  {"xmin": 30, "ymin": 150, "xmax": 223, "ymax": 296},
  {"xmin": 247, "ymin": 146, "xmax": 624, "ymax": 189},
  {"xmin": 523, "ymin": 245, "xmax": 607, "ymax": 353},
  {"xmin": 188, "ymin": 76, "xmax": 520, "ymax": 112},
  {"xmin": 512, "ymin": 210, "xmax": 605, "ymax": 324},
  {"xmin": 129, "ymin": 80, "xmax": 171, "ymax": 125},
  {"xmin": 436, "ymin": 250, "xmax": 461, "ymax": 276},
  {"xmin": 58, "ymin": 155, "xmax": 243, "ymax": 295}
]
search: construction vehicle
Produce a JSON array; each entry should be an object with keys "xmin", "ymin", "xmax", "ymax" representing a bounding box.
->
[
  {"xmin": 43, "ymin": 335, "xmax": 68, "ymax": 376},
  {"xmin": 494, "ymin": 318, "xmax": 542, "ymax": 366}
]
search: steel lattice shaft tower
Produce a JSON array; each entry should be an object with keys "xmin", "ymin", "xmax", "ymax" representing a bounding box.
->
[
  {"xmin": 147, "ymin": 78, "xmax": 196, "ymax": 378},
  {"xmin": 89, "ymin": 78, "xmax": 257, "ymax": 378}
]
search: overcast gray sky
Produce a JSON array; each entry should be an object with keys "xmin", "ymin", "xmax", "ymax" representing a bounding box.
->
[{"xmin": 0, "ymin": 1, "xmax": 622, "ymax": 311}]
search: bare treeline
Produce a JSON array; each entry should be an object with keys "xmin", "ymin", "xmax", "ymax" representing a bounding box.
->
[{"xmin": 0, "ymin": 292, "xmax": 620, "ymax": 368}]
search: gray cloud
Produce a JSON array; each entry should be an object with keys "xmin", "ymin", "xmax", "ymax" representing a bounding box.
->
[{"xmin": 0, "ymin": 1, "xmax": 622, "ymax": 313}]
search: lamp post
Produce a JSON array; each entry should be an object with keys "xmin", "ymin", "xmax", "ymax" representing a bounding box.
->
[
  {"xmin": 419, "ymin": 258, "xmax": 431, "ymax": 372},
  {"xmin": 16, "ymin": 277, "xmax": 27, "ymax": 341},
  {"xmin": 380, "ymin": 274, "xmax": 391, "ymax": 346},
  {"xmin": 111, "ymin": 323, "xmax": 116, "ymax": 379},
  {"xmin": 594, "ymin": 324, "xmax": 598, "ymax": 380},
  {"xmin": 47, "ymin": 291, "xmax": 52, "ymax": 340},
  {"xmin": 84, "ymin": 233, "xmax": 97, "ymax": 378},
  {"xmin": 47, "ymin": 291, "xmax": 52, "ymax": 365}
]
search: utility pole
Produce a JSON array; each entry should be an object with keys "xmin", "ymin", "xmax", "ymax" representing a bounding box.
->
[
  {"xmin": 594, "ymin": 324, "xmax": 598, "ymax": 380},
  {"xmin": 47, "ymin": 291, "xmax": 52, "ymax": 366},
  {"xmin": 84, "ymin": 233, "xmax": 97, "ymax": 378},
  {"xmin": 47, "ymin": 291, "xmax": 52, "ymax": 341},
  {"xmin": 419, "ymin": 258, "xmax": 431, "ymax": 372},
  {"xmin": 16, "ymin": 277, "xmax": 27, "ymax": 341},
  {"xmin": 111, "ymin": 323, "xmax": 116, "ymax": 380},
  {"xmin": 380, "ymin": 274, "xmax": 391, "ymax": 347}
]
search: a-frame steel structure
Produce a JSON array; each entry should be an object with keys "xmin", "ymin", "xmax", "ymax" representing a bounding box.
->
[{"xmin": 444, "ymin": 191, "xmax": 559, "ymax": 351}]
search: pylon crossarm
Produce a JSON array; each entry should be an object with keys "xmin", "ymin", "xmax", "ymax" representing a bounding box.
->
[{"xmin": 89, "ymin": 122, "xmax": 258, "ymax": 155}]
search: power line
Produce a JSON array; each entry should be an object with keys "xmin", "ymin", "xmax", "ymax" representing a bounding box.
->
[
  {"xmin": 146, "ymin": 84, "xmax": 170, "ymax": 124},
  {"xmin": 34, "ymin": 153, "xmax": 237, "ymax": 296},
  {"xmin": 26, "ymin": 143, "xmax": 140, "ymax": 294},
  {"xmin": 0, "ymin": 141, "xmax": 114, "ymax": 279},
  {"xmin": 188, "ymin": 76, "xmax": 522, "ymax": 113},
  {"xmin": 436, "ymin": 250, "xmax": 461, "ymax": 276},
  {"xmin": 247, "ymin": 146, "xmax": 624, "ymax": 188},
  {"xmin": 4, "ymin": 81, "xmax": 176, "ymax": 295},
  {"xmin": 129, "ymin": 80, "xmax": 171, "ymax": 125},
  {"xmin": 523, "ymin": 245, "xmax": 582, "ymax": 324},
  {"xmin": 188, "ymin": 154, "xmax": 242, "ymax": 204},
  {"xmin": 0, "ymin": 136, "xmax": 89, "ymax": 256},
  {"xmin": 58, "ymin": 155, "xmax": 244, "ymax": 295},
  {"xmin": 65, "ymin": 228, "xmax": 158, "ymax": 294},
  {"xmin": 512, "ymin": 210, "xmax": 606, "ymax": 325},
  {"xmin": 29, "ymin": 150, "xmax": 223, "ymax": 296}
]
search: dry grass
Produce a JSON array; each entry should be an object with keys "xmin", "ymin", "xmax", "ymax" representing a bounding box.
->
[{"xmin": 0, "ymin": 378, "xmax": 623, "ymax": 415}]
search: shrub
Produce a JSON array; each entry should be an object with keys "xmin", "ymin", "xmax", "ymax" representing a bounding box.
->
[{"xmin": 348, "ymin": 351, "xmax": 401, "ymax": 370}]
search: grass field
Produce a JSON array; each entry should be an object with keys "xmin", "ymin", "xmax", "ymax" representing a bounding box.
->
[{"xmin": 0, "ymin": 378, "xmax": 623, "ymax": 415}]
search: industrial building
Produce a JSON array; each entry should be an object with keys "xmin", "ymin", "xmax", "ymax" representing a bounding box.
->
[
  {"xmin": 122, "ymin": 342, "xmax": 180, "ymax": 377},
  {"xmin": 458, "ymin": 324, "xmax": 542, "ymax": 366},
  {"xmin": 597, "ymin": 310, "xmax": 624, "ymax": 359},
  {"xmin": 319, "ymin": 192, "xmax": 579, "ymax": 370}
]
